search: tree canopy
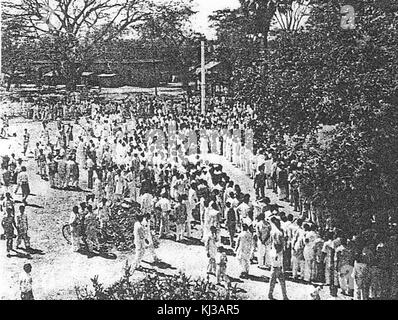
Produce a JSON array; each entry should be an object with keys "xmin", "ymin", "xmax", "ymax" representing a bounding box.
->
[
  {"xmin": 2, "ymin": 0, "xmax": 153, "ymax": 89},
  {"xmin": 209, "ymin": 0, "xmax": 398, "ymax": 234},
  {"xmin": 262, "ymin": 0, "xmax": 398, "ymax": 234},
  {"xmin": 137, "ymin": 0, "xmax": 203, "ymax": 96}
]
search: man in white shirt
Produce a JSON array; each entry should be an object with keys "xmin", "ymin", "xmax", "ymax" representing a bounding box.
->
[
  {"xmin": 226, "ymin": 192, "xmax": 240, "ymax": 215},
  {"xmin": 237, "ymin": 194, "xmax": 251, "ymax": 226},
  {"xmin": 133, "ymin": 215, "xmax": 147, "ymax": 270},
  {"xmin": 140, "ymin": 192, "xmax": 154, "ymax": 215},
  {"xmin": 16, "ymin": 166, "xmax": 30, "ymax": 205},
  {"xmin": 268, "ymin": 216, "xmax": 289, "ymax": 300},
  {"xmin": 155, "ymin": 193, "xmax": 171, "ymax": 238},
  {"xmin": 142, "ymin": 213, "xmax": 159, "ymax": 264},
  {"xmin": 186, "ymin": 184, "xmax": 198, "ymax": 237}
]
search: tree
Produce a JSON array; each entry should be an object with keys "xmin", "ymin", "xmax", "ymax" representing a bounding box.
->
[
  {"xmin": 209, "ymin": 1, "xmax": 312, "ymax": 109},
  {"xmin": 239, "ymin": 0, "xmax": 278, "ymax": 50},
  {"xmin": 273, "ymin": 0, "xmax": 312, "ymax": 31},
  {"xmin": 257, "ymin": 0, "xmax": 398, "ymax": 234},
  {"xmin": 138, "ymin": 0, "xmax": 203, "ymax": 97},
  {"xmin": 1, "ymin": 14, "xmax": 38, "ymax": 90},
  {"xmin": 2, "ymin": 0, "xmax": 152, "ymax": 90},
  {"xmin": 209, "ymin": 9, "xmax": 254, "ymax": 89},
  {"xmin": 210, "ymin": 1, "xmax": 277, "ymax": 109}
]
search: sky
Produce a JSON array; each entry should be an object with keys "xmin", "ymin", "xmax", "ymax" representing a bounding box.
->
[{"xmin": 190, "ymin": 0, "xmax": 241, "ymax": 39}]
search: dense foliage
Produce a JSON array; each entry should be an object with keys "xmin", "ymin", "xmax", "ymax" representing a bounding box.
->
[
  {"xmin": 267, "ymin": 0, "xmax": 398, "ymax": 235},
  {"xmin": 2, "ymin": 0, "xmax": 152, "ymax": 90},
  {"xmin": 1, "ymin": 0, "xmax": 203, "ymax": 91},
  {"xmin": 138, "ymin": 0, "xmax": 203, "ymax": 96},
  {"xmin": 76, "ymin": 263, "xmax": 240, "ymax": 300},
  {"xmin": 211, "ymin": 0, "xmax": 398, "ymax": 235},
  {"xmin": 1, "ymin": 14, "xmax": 39, "ymax": 90}
]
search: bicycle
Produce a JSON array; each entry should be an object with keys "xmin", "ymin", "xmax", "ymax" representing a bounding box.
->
[
  {"xmin": 62, "ymin": 223, "xmax": 115, "ymax": 258},
  {"xmin": 62, "ymin": 224, "xmax": 72, "ymax": 244},
  {"xmin": 62, "ymin": 224, "xmax": 88, "ymax": 247}
]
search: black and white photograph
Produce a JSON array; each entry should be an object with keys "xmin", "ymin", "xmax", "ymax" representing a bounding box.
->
[{"xmin": 0, "ymin": 0, "xmax": 397, "ymax": 306}]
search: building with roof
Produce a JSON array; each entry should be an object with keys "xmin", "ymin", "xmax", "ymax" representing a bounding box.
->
[
  {"xmin": 191, "ymin": 60, "xmax": 231, "ymax": 96},
  {"xmin": 29, "ymin": 58, "xmax": 168, "ymax": 88}
]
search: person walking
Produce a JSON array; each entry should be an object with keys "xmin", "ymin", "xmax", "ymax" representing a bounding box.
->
[
  {"xmin": 335, "ymin": 237, "xmax": 355, "ymax": 296},
  {"xmin": 47, "ymin": 155, "xmax": 57, "ymax": 188},
  {"xmin": 205, "ymin": 226, "xmax": 218, "ymax": 276},
  {"xmin": 2, "ymin": 208, "xmax": 17, "ymax": 257},
  {"xmin": 85, "ymin": 205, "xmax": 100, "ymax": 253},
  {"xmin": 156, "ymin": 193, "xmax": 171, "ymax": 238},
  {"xmin": 16, "ymin": 166, "xmax": 30, "ymax": 205},
  {"xmin": 255, "ymin": 213, "xmax": 271, "ymax": 269},
  {"xmin": 57, "ymin": 156, "xmax": 67, "ymax": 189},
  {"xmin": 352, "ymin": 238, "xmax": 374, "ymax": 300},
  {"xmin": 70, "ymin": 157, "xmax": 80, "ymax": 190},
  {"xmin": 133, "ymin": 215, "xmax": 146, "ymax": 271},
  {"xmin": 19, "ymin": 263, "xmax": 34, "ymax": 300},
  {"xmin": 16, "ymin": 205, "xmax": 30, "ymax": 250},
  {"xmin": 175, "ymin": 195, "xmax": 187, "ymax": 242},
  {"xmin": 268, "ymin": 216, "xmax": 289, "ymax": 300},
  {"xmin": 254, "ymin": 166, "xmax": 266, "ymax": 200},
  {"xmin": 291, "ymin": 219, "xmax": 305, "ymax": 280},
  {"xmin": 34, "ymin": 142, "xmax": 42, "ymax": 174},
  {"xmin": 86, "ymin": 156, "xmax": 95, "ymax": 190},
  {"xmin": 186, "ymin": 183, "xmax": 198, "ymax": 238},
  {"xmin": 225, "ymin": 202, "xmax": 237, "ymax": 247},
  {"xmin": 38, "ymin": 149, "xmax": 47, "ymax": 179},
  {"xmin": 142, "ymin": 213, "xmax": 159, "ymax": 264},
  {"xmin": 303, "ymin": 223, "xmax": 317, "ymax": 282},
  {"xmin": 235, "ymin": 223, "xmax": 253, "ymax": 279},
  {"xmin": 22, "ymin": 129, "xmax": 30, "ymax": 157},
  {"xmin": 216, "ymin": 248, "xmax": 228, "ymax": 285},
  {"xmin": 236, "ymin": 194, "xmax": 251, "ymax": 226}
]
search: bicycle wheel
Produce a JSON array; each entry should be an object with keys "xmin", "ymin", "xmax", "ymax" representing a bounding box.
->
[{"xmin": 62, "ymin": 224, "xmax": 72, "ymax": 245}]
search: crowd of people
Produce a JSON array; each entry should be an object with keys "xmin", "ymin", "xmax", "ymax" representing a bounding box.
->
[
  {"xmin": 1, "ymin": 93, "xmax": 397, "ymax": 300},
  {"xmin": 0, "ymin": 153, "xmax": 32, "ymax": 256}
]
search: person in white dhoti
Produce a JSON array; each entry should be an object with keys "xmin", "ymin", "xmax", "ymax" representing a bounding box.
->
[
  {"xmin": 186, "ymin": 183, "xmax": 198, "ymax": 237},
  {"xmin": 239, "ymin": 144, "xmax": 245, "ymax": 170},
  {"xmin": 200, "ymin": 133, "xmax": 209, "ymax": 155},
  {"xmin": 205, "ymin": 226, "xmax": 218, "ymax": 275},
  {"xmin": 264, "ymin": 158, "xmax": 273, "ymax": 189},
  {"xmin": 133, "ymin": 215, "xmax": 146, "ymax": 270},
  {"xmin": 113, "ymin": 169, "xmax": 124, "ymax": 200},
  {"xmin": 232, "ymin": 138, "xmax": 241, "ymax": 166},
  {"xmin": 235, "ymin": 223, "xmax": 253, "ymax": 278},
  {"xmin": 142, "ymin": 213, "xmax": 159, "ymax": 264},
  {"xmin": 76, "ymin": 137, "xmax": 86, "ymax": 168}
]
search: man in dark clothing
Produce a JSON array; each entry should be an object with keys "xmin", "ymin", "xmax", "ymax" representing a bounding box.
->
[
  {"xmin": 254, "ymin": 166, "xmax": 266, "ymax": 199},
  {"xmin": 226, "ymin": 202, "xmax": 237, "ymax": 247}
]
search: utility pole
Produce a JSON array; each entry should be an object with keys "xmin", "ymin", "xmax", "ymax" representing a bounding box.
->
[
  {"xmin": 0, "ymin": 0, "xmax": 2, "ymax": 77},
  {"xmin": 151, "ymin": 17, "xmax": 158, "ymax": 96},
  {"xmin": 201, "ymin": 40, "xmax": 206, "ymax": 115}
]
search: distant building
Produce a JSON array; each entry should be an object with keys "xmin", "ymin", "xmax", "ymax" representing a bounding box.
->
[
  {"xmin": 191, "ymin": 60, "xmax": 231, "ymax": 96},
  {"xmin": 29, "ymin": 58, "xmax": 168, "ymax": 88}
]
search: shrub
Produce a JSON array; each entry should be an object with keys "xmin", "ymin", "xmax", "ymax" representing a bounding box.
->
[{"xmin": 75, "ymin": 263, "xmax": 240, "ymax": 300}]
